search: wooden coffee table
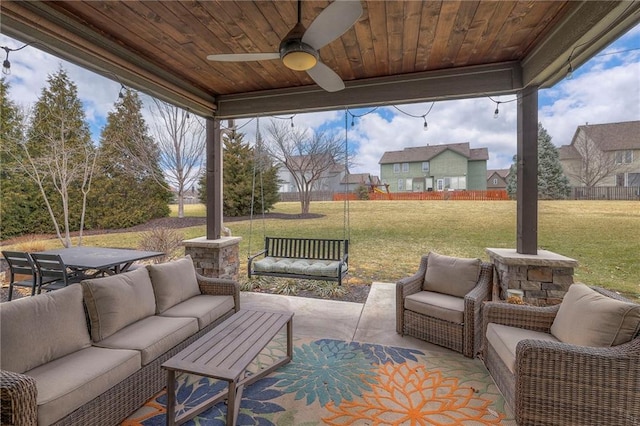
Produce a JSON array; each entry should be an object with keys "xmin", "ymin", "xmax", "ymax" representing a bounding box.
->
[{"xmin": 162, "ymin": 309, "xmax": 293, "ymax": 426}]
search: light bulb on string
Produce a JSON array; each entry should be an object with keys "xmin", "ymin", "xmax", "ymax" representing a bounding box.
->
[
  {"xmin": 290, "ymin": 117, "xmax": 294, "ymax": 128},
  {"xmin": 493, "ymin": 103, "xmax": 500, "ymax": 119},
  {"xmin": 567, "ymin": 63, "xmax": 573, "ymax": 80},
  {"xmin": 423, "ymin": 117, "xmax": 428, "ymax": 131},
  {"xmin": 2, "ymin": 47, "xmax": 11, "ymax": 75}
]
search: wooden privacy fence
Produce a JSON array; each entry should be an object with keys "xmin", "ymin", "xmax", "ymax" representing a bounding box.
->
[
  {"xmin": 571, "ymin": 186, "xmax": 640, "ymax": 200},
  {"xmin": 334, "ymin": 190, "xmax": 509, "ymax": 201}
]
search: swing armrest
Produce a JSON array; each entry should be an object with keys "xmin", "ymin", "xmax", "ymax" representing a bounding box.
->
[{"xmin": 247, "ymin": 249, "xmax": 267, "ymax": 278}]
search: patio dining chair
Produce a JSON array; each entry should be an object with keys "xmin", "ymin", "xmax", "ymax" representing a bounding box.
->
[
  {"xmin": 30, "ymin": 253, "xmax": 85, "ymax": 293},
  {"xmin": 1, "ymin": 251, "xmax": 38, "ymax": 301}
]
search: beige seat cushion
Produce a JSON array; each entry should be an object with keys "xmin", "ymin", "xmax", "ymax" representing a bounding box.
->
[
  {"xmin": 0, "ymin": 284, "xmax": 91, "ymax": 374},
  {"xmin": 550, "ymin": 283, "xmax": 640, "ymax": 347},
  {"xmin": 147, "ymin": 256, "xmax": 201, "ymax": 313},
  {"xmin": 28, "ymin": 346, "xmax": 140, "ymax": 426},
  {"xmin": 486, "ymin": 323, "xmax": 559, "ymax": 373},
  {"xmin": 82, "ymin": 267, "xmax": 157, "ymax": 342},
  {"xmin": 423, "ymin": 252, "xmax": 481, "ymax": 297},
  {"xmin": 254, "ymin": 257, "xmax": 344, "ymax": 278},
  {"xmin": 404, "ymin": 291, "xmax": 465, "ymax": 324},
  {"xmin": 160, "ymin": 294, "xmax": 235, "ymax": 329},
  {"xmin": 94, "ymin": 315, "xmax": 198, "ymax": 365}
]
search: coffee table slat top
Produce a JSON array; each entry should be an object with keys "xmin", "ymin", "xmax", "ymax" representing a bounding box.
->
[{"xmin": 162, "ymin": 310, "xmax": 292, "ymax": 379}]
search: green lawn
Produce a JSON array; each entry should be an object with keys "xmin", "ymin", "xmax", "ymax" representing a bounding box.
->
[{"xmin": 7, "ymin": 200, "xmax": 639, "ymax": 300}]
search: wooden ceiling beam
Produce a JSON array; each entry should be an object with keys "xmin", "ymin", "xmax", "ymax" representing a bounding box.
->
[
  {"xmin": 522, "ymin": 1, "xmax": 640, "ymax": 88},
  {"xmin": 215, "ymin": 61, "xmax": 522, "ymax": 119}
]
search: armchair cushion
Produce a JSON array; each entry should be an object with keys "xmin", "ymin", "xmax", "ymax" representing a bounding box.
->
[
  {"xmin": 550, "ymin": 283, "xmax": 640, "ymax": 347},
  {"xmin": 405, "ymin": 291, "xmax": 464, "ymax": 324},
  {"xmin": 486, "ymin": 323, "xmax": 559, "ymax": 373},
  {"xmin": 82, "ymin": 266, "xmax": 156, "ymax": 342},
  {"xmin": 147, "ymin": 256, "xmax": 201, "ymax": 313},
  {"xmin": 423, "ymin": 252, "xmax": 481, "ymax": 297}
]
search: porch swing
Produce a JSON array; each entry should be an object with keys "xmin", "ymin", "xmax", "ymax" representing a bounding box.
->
[{"xmin": 247, "ymin": 113, "xmax": 350, "ymax": 285}]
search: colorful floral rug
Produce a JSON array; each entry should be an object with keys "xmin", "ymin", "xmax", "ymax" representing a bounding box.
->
[{"xmin": 123, "ymin": 335, "xmax": 514, "ymax": 425}]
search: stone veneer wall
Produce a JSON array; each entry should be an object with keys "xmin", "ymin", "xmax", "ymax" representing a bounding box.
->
[
  {"xmin": 183, "ymin": 236, "xmax": 242, "ymax": 280},
  {"xmin": 486, "ymin": 248, "xmax": 578, "ymax": 306}
]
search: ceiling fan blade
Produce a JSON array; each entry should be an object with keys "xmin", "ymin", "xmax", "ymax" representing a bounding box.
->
[
  {"xmin": 306, "ymin": 62, "xmax": 345, "ymax": 92},
  {"xmin": 302, "ymin": 0, "xmax": 363, "ymax": 50},
  {"xmin": 206, "ymin": 52, "xmax": 280, "ymax": 62}
]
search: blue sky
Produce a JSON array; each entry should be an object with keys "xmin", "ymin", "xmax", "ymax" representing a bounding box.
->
[{"xmin": 1, "ymin": 23, "xmax": 638, "ymax": 175}]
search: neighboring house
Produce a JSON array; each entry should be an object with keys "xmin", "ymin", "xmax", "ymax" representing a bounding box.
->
[
  {"xmin": 379, "ymin": 142, "xmax": 488, "ymax": 192},
  {"xmin": 340, "ymin": 173, "xmax": 381, "ymax": 192},
  {"xmin": 487, "ymin": 169, "xmax": 510, "ymax": 190},
  {"xmin": 277, "ymin": 155, "xmax": 348, "ymax": 193},
  {"xmin": 558, "ymin": 120, "xmax": 640, "ymax": 187}
]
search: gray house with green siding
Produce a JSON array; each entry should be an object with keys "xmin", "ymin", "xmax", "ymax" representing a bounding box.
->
[{"xmin": 379, "ymin": 143, "xmax": 488, "ymax": 192}]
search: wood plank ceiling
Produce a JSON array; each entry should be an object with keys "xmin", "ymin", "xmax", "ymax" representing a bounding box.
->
[{"xmin": 2, "ymin": 1, "xmax": 639, "ymax": 118}]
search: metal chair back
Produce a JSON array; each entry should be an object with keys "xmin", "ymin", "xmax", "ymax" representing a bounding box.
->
[
  {"xmin": 1, "ymin": 251, "xmax": 38, "ymax": 300},
  {"xmin": 30, "ymin": 253, "xmax": 79, "ymax": 293}
]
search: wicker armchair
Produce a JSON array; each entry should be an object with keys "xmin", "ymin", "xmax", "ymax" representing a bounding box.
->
[
  {"xmin": 482, "ymin": 286, "xmax": 640, "ymax": 425},
  {"xmin": 396, "ymin": 253, "xmax": 493, "ymax": 358}
]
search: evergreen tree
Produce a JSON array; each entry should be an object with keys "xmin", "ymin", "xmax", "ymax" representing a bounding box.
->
[
  {"xmin": 89, "ymin": 89, "xmax": 170, "ymax": 229},
  {"xmin": 199, "ymin": 131, "xmax": 280, "ymax": 216},
  {"xmin": 506, "ymin": 123, "xmax": 570, "ymax": 200},
  {"xmin": 0, "ymin": 79, "xmax": 45, "ymax": 238},
  {"xmin": 22, "ymin": 68, "xmax": 96, "ymax": 246}
]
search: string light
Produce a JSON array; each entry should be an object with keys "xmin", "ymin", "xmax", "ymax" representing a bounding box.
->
[
  {"xmin": 493, "ymin": 103, "xmax": 500, "ymax": 119},
  {"xmin": 391, "ymin": 103, "xmax": 434, "ymax": 131},
  {"xmin": 566, "ymin": 62, "xmax": 573, "ymax": 80},
  {"xmin": 118, "ymin": 84, "xmax": 126, "ymax": 99},
  {"xmin": 271, "ymin": 114, "xmax": 296, "ymax": 128},
  {"xmin": 1, "ymin": 42, "xmax": 34, "ymax": 75}
]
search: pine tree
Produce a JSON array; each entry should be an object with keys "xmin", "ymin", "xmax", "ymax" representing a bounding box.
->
[
  {"xmin": 199, "ymin": 131, "xmax": 280, "ymax": 216},
  {"xmin": 0, "ymin": 79, "xmax": 45, "ymax": 238},
  {"xmin": 506, "ymin": 123, "xmax": 570, "ymax": 200},
  {"xmin": 89, "ymin": 89, "xmax": 171, "ymax": 229},
  {"xmin": 21, "ymin": 68, "xmax": 96, "ymax": 246}
]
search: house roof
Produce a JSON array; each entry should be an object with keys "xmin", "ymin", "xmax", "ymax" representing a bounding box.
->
[
  {"xmin": 379, "ymin": 142, "xmax": 489, "ymax": 164},
  {"xmin": 559, "ymin": 120, "xmax": 640, "ymax": 159},
  {"xmin": 487, "ymin": 169, "xmax": 510, "ymax": 179},
  {"xmin": 341, "ymin": 173, "xmax": 380, "ymax": 185}
]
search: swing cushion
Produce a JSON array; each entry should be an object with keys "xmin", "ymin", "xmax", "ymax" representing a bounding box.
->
[{"xmin": 253, "ymin": 257, "xmax": 343, "ymax": 278}]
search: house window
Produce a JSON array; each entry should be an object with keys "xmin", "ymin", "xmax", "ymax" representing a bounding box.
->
[
  {"xmin": 397, "ymin": 179, "xmax": 404, "ymax": 190},
  {"xmin": 615, "ymin": 150, "xmax": 633, "ymax": 164},
  {"xmin": 492, "ymin": 178, "xmax": 498, "ymax": 185},
  {"xmin": 402, "ymin": 163, "xmax": 409, "ymax": 172},
  {"xmin": 406, "ymin": 178, "xmax": 412, "ymax": 190},
  {"xmin": 628, "ymin": 173, "xmax": 640, "ymax": 186},
  {"xmin": 422, "ymin": 161, "xmax": 430, "ymax": 172},
  {"xmin": 393, "ymin": 163, "xmax": 400, "ymax": 173},
  {"xmin": 444, "ymin": 176, "xmax": 466, "ymax": 190}
]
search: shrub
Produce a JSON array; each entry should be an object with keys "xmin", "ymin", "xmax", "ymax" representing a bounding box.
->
[{"xmin": 138, "ymin": 227, "xmax": 184, "ymax": 263}]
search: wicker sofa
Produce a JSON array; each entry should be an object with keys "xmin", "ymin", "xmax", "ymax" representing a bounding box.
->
[
  {"xmin": 0, "ymin": 256, "xmax": 240, "ymax": 426},
  {"xmin": 396, "ymin": 252, "xmax": 493, "ymax": 358},
  {"xmin": 483, "ymin": 284, "xmax": 640, "ymax": 425}
]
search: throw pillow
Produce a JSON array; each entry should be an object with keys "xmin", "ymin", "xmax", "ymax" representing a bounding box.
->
[
  {"xmin": 0, "ymin": 284, "xmax": 91, "ymax": 373},
  {"xmin": 82, "ymin": 266, "xmax": 156, "ymax": 342},
  {"xmin": 550, "ymin": 283, "xmax": 640, "ymax": 347},
  {"xmin": 423, "ymin": 251, "xmax": 481, "ymax": 297},
  {"xmin": 147, "ymin": 255, "xmax": 201, "ymax": 313}
]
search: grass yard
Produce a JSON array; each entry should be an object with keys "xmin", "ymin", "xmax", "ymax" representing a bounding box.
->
[{"xmin": 5, "ymin": 200, "xmax": 639, "ymax": 300}]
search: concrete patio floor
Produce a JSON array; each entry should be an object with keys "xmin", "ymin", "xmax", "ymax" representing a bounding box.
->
[{"xmin": 241, "ymin": 281, "xmax": 458, "ymax": 355}]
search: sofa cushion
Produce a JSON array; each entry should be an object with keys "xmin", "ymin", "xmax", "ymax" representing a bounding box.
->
[
  {"xmin": 486, "ymin": 323, "xmax": 559, "ymax": 373},
  {"xmin": 550, "ymin": 283, "xmax": 640, "ymax": 347},
  {"xmin": 423, "ymin": 252, "xmax": 481, "ymax": 297},
  {"xmin": 82, "ymin": 267, "xmax": 157, "ymax": 342},
  {"xmin": 404, "ymin": 291, "xmax": 465, "ymax": 324},
  {"xmin": 147, "ymin": 256, "xmax": 201, "ymax": 313},
  {"xmin": 0, "ymin": 284, "xmax": 91, "ymax": 374},
  {"xmin": 27, "ymin": 346, "xmax": 140, "ymax": 426},
  {"xmin": 160, "ymin": 294, "xmax": 235, "ymax": 329},
  {"xmin": 94, "ymin": 315, "xmax": 198, "ymax": 365}
]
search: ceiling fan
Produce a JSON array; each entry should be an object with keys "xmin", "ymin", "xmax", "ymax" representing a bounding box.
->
[{"xmin": 206, "ymin": 0, "xmax": 363, "ymax": 92}]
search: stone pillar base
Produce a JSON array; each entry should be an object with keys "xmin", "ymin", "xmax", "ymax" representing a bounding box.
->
[
  {"xmin": 486, "ymin": 248, "xmax": 578, "ymax": 306},
  {"xmin": 183, "ymin": 236, "xmax": 242, "ymax": 280}
]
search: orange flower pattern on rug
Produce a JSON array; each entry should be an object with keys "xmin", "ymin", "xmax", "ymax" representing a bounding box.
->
[{"xmin": 323, "ymin": 363, "xmax": 504, "ymax": 425}]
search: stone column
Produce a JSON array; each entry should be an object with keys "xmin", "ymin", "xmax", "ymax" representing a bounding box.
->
[
  {"xmin": 486, "ymin": 248, "xmax": 578, "ymax": 306},
  {"xmin": 184, "ymin": 236, "xmax": 242, "ymax": 280}
]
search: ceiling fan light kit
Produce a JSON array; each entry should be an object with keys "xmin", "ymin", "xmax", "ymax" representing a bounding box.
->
[{"xmin": 280, "ymin": 41, "xmax": 318, "ymax": 71}]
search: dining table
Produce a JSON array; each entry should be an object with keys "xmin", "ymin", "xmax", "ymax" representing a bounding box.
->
[{"xmin": 32, "ymin": 246, "xmax": 164, "ymax": 277}]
